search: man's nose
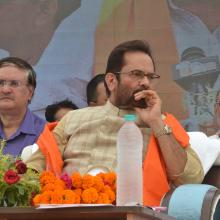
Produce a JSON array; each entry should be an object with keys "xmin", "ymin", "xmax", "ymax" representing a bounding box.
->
[{"xmin": 139, "ymin": 76, "xmax": 150, "ymax": 87}]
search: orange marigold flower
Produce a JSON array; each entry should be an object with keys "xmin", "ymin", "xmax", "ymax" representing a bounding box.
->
[
  {"xmin": 54, "ymin": 179, "xmax": 66, "ymax": 190},
  {"xmin": 50, "ymin": 191, "xmax": 63, "ymax": 204},
  {"xmin": 104, "ymin": 172, "xmax": 116, "ymax": 186},
  {"xmin": 41, "ymin": 183, "xmax": 56, "ymax": 192},
  {"xmin": 93, "ymin": 176, "xmax": 104, "ymax": 192},
  {"xmin": 81, "ymin": 174, "xmax": 94, "ymax": 189},
  {"xmin": 40, "ymin": 191, "xmax": 54, "ymax": 204},
  {"xmin": 71, "ymin": 172, "xmax": 82, "ymax": 188},
  {"xmin": 74, "ymin": 194, "xmax": 81, "ymax": 204},
  {"xmin": 102, "ymin": 185, "xmax": 111, "ymax": 192},
  {"xmin": 73, "ymin": 188, "xmax": 82, "ymax": 197},
  {"xmin": 33, "ymin": 194, "xmax": 42, "ymax": 205},
  {"xmin": 102, "ymin": 185, "xmax": 116, "ymax": 203},
  {"xmin": 40, "ymin": 171, "xmax": 56, "ymax": 186},
  {"xmin": 96, "ymin": 193, "xmax": 111, "ymax": 204},
  {"xmin": 62, "ymin": 190, "xmax": 80, "ymax": 204},
  {"xmin": 81, "ymin": 187, "xmax": 99, "ymax": 204},
  {"xmin": 96, "ymin": 172, "xmax": 105, "ymax": 181},
  {"xmin": 111, "ymin": 182, "xmax": 116, "ymax": 192}
]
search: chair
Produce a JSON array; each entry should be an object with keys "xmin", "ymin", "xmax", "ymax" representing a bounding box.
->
[
  {"xmin": 160, "ymin": 132, "xmax": 220, "ymax": 220},
  {"xmin": 161, "ymin": 184, "xmax": 220, "ymax": 220}
]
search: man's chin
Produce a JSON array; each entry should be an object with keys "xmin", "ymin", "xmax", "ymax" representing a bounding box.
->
[{"xmin": 0, "ymin": 102, "xmax": 15, "ymax": 110}]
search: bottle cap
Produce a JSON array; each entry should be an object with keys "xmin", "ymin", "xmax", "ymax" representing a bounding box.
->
[{"xmin": 124, "ymin": 114, "xmax": 136, "ymax": 121}]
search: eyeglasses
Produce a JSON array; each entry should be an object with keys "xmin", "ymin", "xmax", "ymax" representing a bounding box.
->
[
  {"xmin": 0, "ymin": 80, "xmax": 26, "ymax": 88},
  {"xmin": 115, "ymin": 70, "xmax": 160, "ymax": 81}
]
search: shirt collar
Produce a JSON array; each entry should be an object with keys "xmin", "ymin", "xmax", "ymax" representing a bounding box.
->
[
  {"xmin": 0, "ymin": 108, "xmax": 38, "ymax": 139},
  {"xmin": 19, "ymin": 108, "xmax": 38, "ymax": 135},
  {"xmin": 104, "ymin": 100, "xmax": 135, "ymax": 117}
]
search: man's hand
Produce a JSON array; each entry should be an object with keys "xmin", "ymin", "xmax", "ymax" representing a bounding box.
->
[
  {"xmin": 134, "ymin": 90, "xmax": 188, "ymax": 181},
  {"xmin": 134, "ymin": 90, "xmax": 162, "ymax": 127}
]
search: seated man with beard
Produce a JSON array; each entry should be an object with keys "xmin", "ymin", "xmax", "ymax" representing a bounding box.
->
[{"xmin": 26, "ymin": 40, "xmax": 204, "ymax": 206}]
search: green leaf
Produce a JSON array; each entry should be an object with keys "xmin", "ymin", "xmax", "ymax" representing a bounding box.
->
[
  {"xmin": 15, "ymin": 184, "xmax": 25, "ymax": 195},
  {"xmin": 4, "ymin": 187, "xmax": 18, "ymax": 206}
]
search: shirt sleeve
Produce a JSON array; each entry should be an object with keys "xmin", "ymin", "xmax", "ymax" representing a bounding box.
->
[
  {"xmin": 26, "ymin": 115, "xmax": 69, "ymax": 172},
  {"xmin": 173, "ymin": 145, "xmax": 204, "ymax": 186},
  {"xmin": 25, "ymin": 148, "xmax": 46, "ymax": 172}
]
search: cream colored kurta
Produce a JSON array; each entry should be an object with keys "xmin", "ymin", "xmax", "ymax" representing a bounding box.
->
[{"xmin": 26, "ymin": 101, "xmax": 204, "ymax": 185}]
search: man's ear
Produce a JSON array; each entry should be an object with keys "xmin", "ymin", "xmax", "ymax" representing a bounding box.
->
[
  {"xmin": 105, "ymin": 72, "xmax": 118, "ymax": 94},
  {"xmin": 35, "ymin": 0, "xmax": 58, "ymax": 26},
  {"xmin": 27, "ymin": 86, "xmax": 34, "ymax": 102}
]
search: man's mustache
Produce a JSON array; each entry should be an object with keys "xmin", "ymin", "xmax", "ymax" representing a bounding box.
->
[
  {"xmin": 129, "ymin": 87, "xmax": 149, "ymax": 108},
  {"xmin": 132, "ymin": 87, "xmax": 149, "ymax": 96}
]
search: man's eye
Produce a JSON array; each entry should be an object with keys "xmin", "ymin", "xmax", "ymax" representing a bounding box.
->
[
  {"xmin": 0, "ymin": 80, "xmax": 4, "ymax": 86},
  {"xmin": 10, "ymin": 81, "xmax": 19, "ymax": 87},
  {"xmin": 132, "ymin": 70, "xmax": 143, "ymax": 77}
]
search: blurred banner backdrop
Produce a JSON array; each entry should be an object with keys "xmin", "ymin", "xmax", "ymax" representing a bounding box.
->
[{"xmin": 0, "ymin": 0, "xmax": 219, "ymax": 135}]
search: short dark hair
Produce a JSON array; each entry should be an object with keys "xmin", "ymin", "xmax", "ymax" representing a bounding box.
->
[
  {"xmin": 0, "ymin": 57, "xmax": 37, "ymax": 98},
  {"xmin": 86, "ymin": 74, "xmax": 105, "ymax": 105},
  {"xmin": 45, "ymin": 99, "xmax": 78, "ymax": 122},
  {"xmin": 104, "ymin": 40, "xmax": 155, "ymax": 95}
]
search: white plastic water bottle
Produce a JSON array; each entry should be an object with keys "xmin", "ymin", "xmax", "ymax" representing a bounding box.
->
[{"xmin": 116, "ymin": 114, "xmax": 143, "ymax": 206}]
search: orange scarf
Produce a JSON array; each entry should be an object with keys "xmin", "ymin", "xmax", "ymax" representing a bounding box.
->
[
  {"xmin": 36, "ymin": 122, "xmax": 63, "ymax": 176},
  {"xmin": 143, "ymin": 113, "xmax": 189, "ymax": 206}
]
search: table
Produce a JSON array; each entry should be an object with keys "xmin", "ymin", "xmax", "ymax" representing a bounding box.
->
[{"xmin": 0, "ymin": 206, "xmax": 175, "ymax": 220}]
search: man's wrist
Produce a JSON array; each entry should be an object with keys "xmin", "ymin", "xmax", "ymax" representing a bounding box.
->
[
  {"xmin": 148, "ymin": 117, "xmax": 164, "ymax": 131},
  {"xmin": 154, "ymin": 124, "xmax": 172, "ymax": 138}
]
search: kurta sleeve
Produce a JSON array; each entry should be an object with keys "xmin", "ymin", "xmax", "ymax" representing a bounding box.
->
[{"xmin": 172, "ymin": 145, "xmax": 204, "ymax": 186}]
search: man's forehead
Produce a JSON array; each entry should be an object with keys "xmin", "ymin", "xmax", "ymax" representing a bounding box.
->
[
  {"xmin": 122, "ymin": 51, "xmax": 155, "ymax": 70},
  {"xmin": 0, "ymin": 64, "xmax": 23, "ymax": 72},
  {"xmin": 124, "ymin": 51, "xmax": 151, "ymax": 61},
  {"xmin": 0, "ymin": 65, "xmax": 28, "ymax": 78}
]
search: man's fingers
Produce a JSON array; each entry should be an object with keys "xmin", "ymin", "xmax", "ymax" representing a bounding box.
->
[{"xmin": 134, "ymin": 90, "xmax": 157, "ymax": 101}]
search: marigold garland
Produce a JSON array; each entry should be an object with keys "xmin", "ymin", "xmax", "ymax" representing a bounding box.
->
[{"xmin": 33, "ymin": 171, "xmax": 116, "ymax": 205}]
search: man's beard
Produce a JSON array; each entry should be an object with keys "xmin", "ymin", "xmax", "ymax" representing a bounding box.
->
[{"xmin": 115, "ymin": 86, "xmax": 148, "ymax": 110}]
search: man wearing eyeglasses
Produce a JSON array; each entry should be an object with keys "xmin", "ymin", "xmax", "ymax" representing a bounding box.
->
[
  {"xmin": 0, "ymin": 57, "xmax": 62, "ymax": 174},
  {"xmin": 27, "ymin": 40, "xmax": 204, "ymax": 206},
  {"xmin": 0, "ymin": 57, "xmax": 45, "ymax": 156}
]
